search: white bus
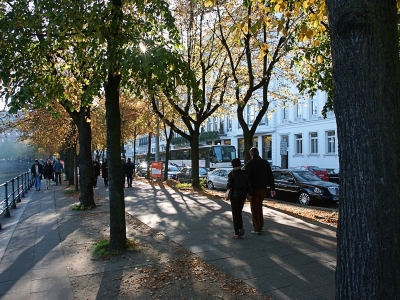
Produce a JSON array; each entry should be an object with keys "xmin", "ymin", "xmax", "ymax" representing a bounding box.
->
[{"xmin": 169, "ymin": 145, "xmax": 236, "ymax": 170}]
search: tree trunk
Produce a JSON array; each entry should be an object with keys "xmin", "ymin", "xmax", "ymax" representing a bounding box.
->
[
  {"xmin": 190, "ymin": 130, "xmax": 200, "ymax": 187},
  {"xmin": 105, "ymin": 72, "xmax": 126, "ymax": 252},
  {"xmin": 76, "ymin": 108, "xmax": 96, "ymax": 207},
  {"xmin": 65, "ymin": 146, "xmax": 75, "ymax": 186},
  {"xmin": 238, "ymin": 105, "xmax": 255, "ymax": 164},
  {"xmin": 326, "ymin": 1, "xmax": 400, "ymax": 298}
]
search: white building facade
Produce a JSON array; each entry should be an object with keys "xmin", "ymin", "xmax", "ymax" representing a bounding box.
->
[{"xmin": 130, "ymin": 90, "xmax": 339, "ymax": 170}]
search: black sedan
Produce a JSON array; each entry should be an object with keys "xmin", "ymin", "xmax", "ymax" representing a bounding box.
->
[
  {"xmin": 327, "ymin": 168, "xmax": 340, "ymax": 184},
  {"xmin": 176, "ymin": 167, "xmax": 209, "ymax": 183},
  {"xmin": 268, "ymin": 169, "xmax": 339, "ymax": 205}
]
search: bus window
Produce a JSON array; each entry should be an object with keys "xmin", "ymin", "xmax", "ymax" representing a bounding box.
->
[{"xmin": 216, "ymin": 145, "xmax": 236, "ymax": 162}]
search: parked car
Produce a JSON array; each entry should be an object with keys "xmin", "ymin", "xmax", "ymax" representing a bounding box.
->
[
  {"xmin": 206, "ymin": 168, "xmax": 232, "ymax": 190},
  {"xmin": 176, "ymin": 167, "xmax": 209, "ymax": 183},
  {"xmin": 271, "ymin": 165, "xmax": 282, "ymax": 170},
  {"xmin": 268, "ymin": 169, "xmax": 339, "ymax": 205},
  {"xmin": 327, "ymin": 168, "xmax": 340, "ymax": 184},
  {"xmin": 293, "ymin": 166, "xmax": 329, "ymax": 181},
  {"xmin": 136, "ymin": 162, "xmax": 148, "ymax": 177},
  {"xmin": 163, "ymin": 164, "xmax": 181, "ymax": 180}
]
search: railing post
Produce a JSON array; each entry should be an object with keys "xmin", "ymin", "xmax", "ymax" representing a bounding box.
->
[
  {"xmin": 21, "ymin": 174, "xmax": 25, "ymax": 198},
  {"xmin": 23, "ymin": 172, "xmax": 27, "ymax": 194},
  {"xmin": 4, "ymin": 183, "xmax": 10, "ymax": 218},
  {"xmin": 11, "ymin": 179, "xmax": 16, "ymax": 209},
  {"xmin": 27, "ymin": 169, "xmax": 32, "ymax": 190},
  {"xmin": 17, "ymin": 176, "xmax": 21, "ymax": 202}
]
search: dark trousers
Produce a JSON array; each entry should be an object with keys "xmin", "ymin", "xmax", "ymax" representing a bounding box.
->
[
  {"xmin": 250, "ymin": 188, "xmax": 268, "ymax": 232},
  {"xmin": 103, "ymin": 177, "xmax": 108, "ymax": 187},
  {"xmin": 127, "ymin": 173, "xmax": 133, "ymax": 187},
  {"xmin": 93, "ymin": 175, "xmax": 98, "ymax": 187},
  {"xmin": 55, "ymin": 172, "xmax": 62, "ymax": 185},
  {"xmin": 231, "ymin": 196, "xmax": 246, "ymax": 235}
]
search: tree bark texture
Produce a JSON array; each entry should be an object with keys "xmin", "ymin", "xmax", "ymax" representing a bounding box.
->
[
  {"xmin": 105, "ymin": 72, "xmax": 126, "ymax": 251},
  {"xmin": 326, "ymin": 1, "xmax": 400, "ymax": 298},
  {"xmin": 190, "ymin": 130, "xmax": 200, "ymax": 187},
  {"xmin": 65, "ymin": 147, "xmax": 75, "ymax": 185},
  {"xmin": 75, "ymin": 108, "xmax": 95, "ymax": 207}
]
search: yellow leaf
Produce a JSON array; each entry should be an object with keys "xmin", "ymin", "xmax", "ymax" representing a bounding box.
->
[
  {"xmin": 317, "ymin": 55, "xmax": 323, "ymax": 63},
  {"xmin": 261, "ymin": 43, "xmax": 269, "ymax": 51},
  {"xmin": 275, "ymin": 4, "xmax": 281, "ymax": 12},
  {"xmin": 204, "ymin": 0, "xmax": 213, "ymax": 7}
]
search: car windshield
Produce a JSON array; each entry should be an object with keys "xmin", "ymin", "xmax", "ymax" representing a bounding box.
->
[
  {"xmin": 168, "ymin": 166, "xmax": 180, "ymax": 172},
  {"xmin": 292, "ymin": 171, "xmax": 322, "ymax": 182},
  {"xmin": 308, "ymin": 166, "xmax": 322, "ymax": 171},
  {"xmin": 199, "ymin": 167, "xmax": 208, "ymax": 175}
]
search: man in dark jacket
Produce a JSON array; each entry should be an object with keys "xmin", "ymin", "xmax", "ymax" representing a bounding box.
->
[
  {"xmin": 53, "ymin": 158, "xmax": 63, "ymax": 186},
  {"xmin": 93, "ymin": 159, "xmax": 101, "ymax": 187},
  {"xmin": 245, "ymin": 147, "xmax": 276, "ymax": 235},
  {"xmin": 101, "ymin": 158, "xmax": 108, "ymax": 187},
  {"xmin": 31, "ymin": 159, "xmax": 44, "ymax": 191},
  {"xmin": 125, "ymin": 158, "xmax": 135, "ymax": 187}
]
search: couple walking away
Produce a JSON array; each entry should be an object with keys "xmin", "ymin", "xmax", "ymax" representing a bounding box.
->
[{"xmin": 226, "ymin": 147, "xmax": 276, "ymax": 239}]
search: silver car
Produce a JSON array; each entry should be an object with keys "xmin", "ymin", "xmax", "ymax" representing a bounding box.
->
[{"xmin": 206, "ymin": 168, "xmax": 232, "ymax": 190}]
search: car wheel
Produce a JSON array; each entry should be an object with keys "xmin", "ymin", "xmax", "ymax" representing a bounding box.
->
[
  {"xmin": 207, "ymin": 181, "xmax": 214, "ymax": 190},
  {"xmin": 298, "ymin": 192, "xmax": 310, "ymax": 205}
]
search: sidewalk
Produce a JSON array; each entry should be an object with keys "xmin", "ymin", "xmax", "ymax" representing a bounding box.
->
[
  {"xmin": 0, "ymin": 179, "xmax": 336, "ymax": 300},
  {"xmin": 0, "ymin": 184, "xmax": 73, "ymax": 300},
  {"xmin": 101, "ymin": 179, "xmax": 337, "ymax": 300}
]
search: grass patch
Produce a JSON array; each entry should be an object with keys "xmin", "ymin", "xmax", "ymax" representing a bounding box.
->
[
  {"xmin": 93, "ymin": 239, "xmax": 139, "ymax": 258},
  {"xmin": 175, "ymin": 182, "xmax": 192, "ymax": 189},
  {"xmin": 72, "ymin": 203, "xmax": 95, "ymax": 211}
]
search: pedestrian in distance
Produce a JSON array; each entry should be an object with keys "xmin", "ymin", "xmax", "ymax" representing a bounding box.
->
[
  {"xmin": 245, "ymin": 147, "xmax": 276, "ymax": 235},
  {"xmin": 121, "ymin": 158, "xmax": 127, "ymax": 187},
  {"xmin": 93, "ymin": 158, "xmax": 101, "ymax": 187},
  {"xmin": 31, "ymin": 159, "xmax": 43, "ymax": 191},
  {"xmin": 125, "ymin": 158, "xmax": 135, "ymax": 187},
  {"xmin": 101, "ymin": 158, "xmax": 108, "ymax": 187},
  {"xmin": 226, "ymin": 158, "xmax": 252, "ymax": 239},
  {"xmin": 53, "ymin": 158, "xmax": 64, "ymax": 186},
  {"xmin": 43, "ymin": 158, "xmax": 53, "ymax": 190}
]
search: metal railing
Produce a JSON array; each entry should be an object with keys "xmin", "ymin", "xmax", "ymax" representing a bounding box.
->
[{"xmin": 0, "ymin": 171, "xmax": 34, "ymax": 230}]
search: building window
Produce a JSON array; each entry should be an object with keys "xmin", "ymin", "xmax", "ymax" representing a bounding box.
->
[
  {"xmin": 262, "ymin": 136, "xmax": 272, "ymax": 160},
  {"xmin": 248, "ymin": 105, "xmax": 255, "ymax": 124},
  {"xmin": 283, "ymin": 106, "xmax": 289, "ymax": 120},
  {"xmin": 310, "ymin": 132, "xmax": 318, "ymax": 154},
  {"xmin": 213, "ymin": 117, "xmax": 217, "ymax": 131},
  {"xmin": 327, "ymin": 131, "xmax": 336, "ymax": 153},
  {"xmin": 227, "ymin": 117, "xmax": 232, "ymax": 132},
  {"xmin": 295, "ymin": 134, "xmax": 303, "ymax": 154},
  {"xmin": 296, "ymin": 103, "xmax": 301, "ymax": 118},
  {"xmin": 207, "ymin": 119, "xmax": 211, "ymax": 131},
  {"xmin": 311, "ymin": 98, "xmax": 317, "ymax": 115}
]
